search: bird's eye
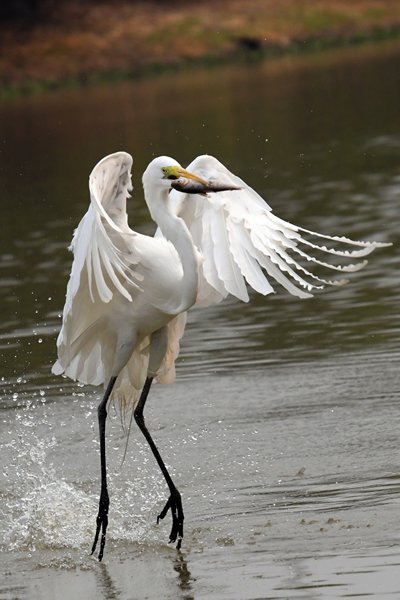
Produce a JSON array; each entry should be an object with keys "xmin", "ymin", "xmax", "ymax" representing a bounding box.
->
[{"xmin": 162, "ymin": 167, "xmax": 179, "ymax": 180}]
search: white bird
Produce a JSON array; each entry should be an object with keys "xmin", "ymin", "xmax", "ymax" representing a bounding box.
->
[{"xmin": 52, "ymin": 151, "xmax": 389, "ymax": 560}]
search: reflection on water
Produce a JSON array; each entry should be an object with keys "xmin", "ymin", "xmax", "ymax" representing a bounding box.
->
[
  {"xmin": 0, "ymin": 41, "xmax": 400, "ymax": 599},
  {"xmin": 174, "ymin": 553, "xmax": 194, "ymax": 600},
  {"xmin": 96, "ymin": 563, "xmax": 121, "ymax": 600}
]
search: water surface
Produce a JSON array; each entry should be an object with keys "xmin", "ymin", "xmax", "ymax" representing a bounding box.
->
[{"xmin": 0, "ymin": 41, "xmax": 399, "ymax": 599}]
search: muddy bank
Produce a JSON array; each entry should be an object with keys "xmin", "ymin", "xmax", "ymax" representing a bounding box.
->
[{"xmin": 1, "ymin": 0, "xmax": 400, "ymax": 95}]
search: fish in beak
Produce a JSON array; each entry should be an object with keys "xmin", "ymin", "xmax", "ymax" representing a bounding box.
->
[{"xmin": 164, "ymin": 165, "xmax": 241, "ymax": 195}]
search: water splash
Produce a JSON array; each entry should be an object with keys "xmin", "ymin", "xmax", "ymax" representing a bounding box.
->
[
  {"xmin": 1, "ymin": 416, "xmax": 95, "ymax": 552},
  {"xmin": 1, "ymin": 397, "xmax": 171, "ymax": 558},
  {"xmin": 5, "ymin": 480, "xmax": 95, "ymax": 551}
]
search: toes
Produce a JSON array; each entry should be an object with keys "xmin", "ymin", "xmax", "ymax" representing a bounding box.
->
[
  {"xmin": 91, "ymin": 519, "xmax": 102, "ymax": 555},
  {"xmin": 157, "ymin": 496, "xmax": 172, "ymax": 523},
  {"xmin": 157, "ymin": 492, "xmax": 184, "ymax": 549},
  {"xmin": 169, "ymin": 519, "xmax": 179, "ymax": 544},
  {"xmin": 91, "ymin": 509, "xmax": 109, "ymax": 560}
]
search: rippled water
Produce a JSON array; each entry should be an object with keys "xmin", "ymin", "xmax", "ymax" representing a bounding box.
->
[{"xmin": 1, "ymin": 41, "xmax": 399, "ymax": 599}]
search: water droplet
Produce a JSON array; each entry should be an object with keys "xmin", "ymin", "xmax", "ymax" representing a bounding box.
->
[{"xmin": 38, "ymin": 339, "xmax": 43, "ymax": 344}]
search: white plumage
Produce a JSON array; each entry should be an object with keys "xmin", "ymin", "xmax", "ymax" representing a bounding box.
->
[{"xmin": 53, "ymin": 151, "xmax": 388, "ymax": 406}]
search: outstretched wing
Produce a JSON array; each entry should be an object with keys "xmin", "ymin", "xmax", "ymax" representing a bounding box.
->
[
  {"xmin": 68, "ymin": 151, "xmax": 142, "ymax": 308},
  {"xmin": 52, "ymin": 152, "xmax": 143, "ymax": 383},
  {"xmin": 168, "ymin": 154, "xmax": 390, "ymax": 305}
]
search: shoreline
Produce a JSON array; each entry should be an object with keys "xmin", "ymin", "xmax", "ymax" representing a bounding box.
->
[{"xmin": 1, "ymin": 0, "xmax": 400, "ymax": 99}]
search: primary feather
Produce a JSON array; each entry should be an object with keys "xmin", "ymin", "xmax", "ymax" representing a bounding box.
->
[{"xmin": 167, "ymin": 154, "xmax": 390, "ymax": 304}]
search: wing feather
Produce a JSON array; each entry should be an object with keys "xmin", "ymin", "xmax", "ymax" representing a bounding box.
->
[
  {"xmin": 201, "ymin": 205, "xmax": 228, "ymax": 297},
  {"xmin": 169, "ymin": 154, "xmax": 390, "ymax": 304},
  {"xmin": 69, "ymin": 152, "xmax": 142, "ymax": 311},
  {"xmin": 210, "ymin": 205, "xmax": 249, "ymax": 302},
  {"xmin": 53, "ymin": 152, "xmax": 144, "ymax": 384},
  {"xmin": 227, "ymin": 220, "xmax": 274, "ymax": 296}
]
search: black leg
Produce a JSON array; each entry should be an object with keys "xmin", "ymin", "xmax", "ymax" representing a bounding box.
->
[
  {"xmin": 91, "ymin": 375, "xmax": 117, "ymax": 561},
  {"xmin": 134, "ymin": 377, "xmax": 184, "ymax": 549}
]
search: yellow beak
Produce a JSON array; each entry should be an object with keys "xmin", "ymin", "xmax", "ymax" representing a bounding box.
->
[
  {"xmin": 177, "ymin": 167, "xmax": 208, "ymax": 186},
  {"xmin": 164, "ymin": 165, "xmax": 208, "ymax": 186}
]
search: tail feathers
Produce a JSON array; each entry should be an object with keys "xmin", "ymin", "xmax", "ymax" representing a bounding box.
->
[
  {"xmin": 112, "ymin": 339, "xmax": 150, "ymax": 418},
  {"xmin": 156, "ymin": 312, "xmax": 187, "ymax": 384},
  {"xmin": 114, "ymin": 313, "xmax": 187, "ymax": 417},
  {"xmin": 53, "ymin": 314, "xmax": 187, "ymax": 422}
]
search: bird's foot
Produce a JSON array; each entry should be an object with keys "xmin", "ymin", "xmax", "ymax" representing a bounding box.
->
[
  {"xmin": 157, "ymin": 488, "xmax": 184, "ymax": 550},
  {"xmin": 91, "ymin": 489, "xmax": 109, "ymax": 561}
]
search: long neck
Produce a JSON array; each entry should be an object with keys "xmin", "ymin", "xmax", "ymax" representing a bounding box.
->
[{"xmin": 146, "ymin": 186, "xmax": 198, "ymax": 313}]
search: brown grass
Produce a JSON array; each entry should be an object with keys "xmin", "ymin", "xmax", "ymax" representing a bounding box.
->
[{"xmin": 1, "ymin": 0, "xmax": 400, "ymax": 91}]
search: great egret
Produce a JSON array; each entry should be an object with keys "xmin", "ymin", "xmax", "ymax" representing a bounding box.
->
[{"xmin": 52, "ymin": 151, "xmax": 389, "ymax": 560}]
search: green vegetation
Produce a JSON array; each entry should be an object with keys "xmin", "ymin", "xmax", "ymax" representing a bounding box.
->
[{"xmin": 302, "ymin": 8, "xmax": 354, "ymax": 32}]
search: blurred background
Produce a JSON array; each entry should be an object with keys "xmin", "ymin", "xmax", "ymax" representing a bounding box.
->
[
  {"xmin": 0, "ymin": 2, "xmax": 399, "ymax": 599},
  {"xmin": 1, "ymin": 0, "xmax": 400, "ymax": 93}
]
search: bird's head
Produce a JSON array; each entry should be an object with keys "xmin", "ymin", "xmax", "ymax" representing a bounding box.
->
[
  {"xmin": 142, "ymin": 156, "xmax": 209, "ymax": 193},
  {"xmin": 143, "ymin": 156, "xmax": 242, "ymax": 197}
]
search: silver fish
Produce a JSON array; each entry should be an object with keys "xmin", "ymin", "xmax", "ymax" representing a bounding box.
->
[{"xmin": 171, "ymin": 176, "xmax": 241, "ymax": 195}]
